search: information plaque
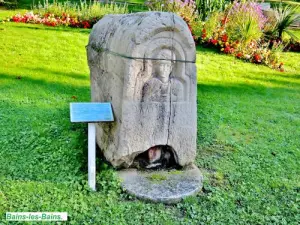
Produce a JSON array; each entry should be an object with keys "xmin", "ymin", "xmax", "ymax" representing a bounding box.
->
[{"xmin": 70, "ymin": 103, "xmax": 114, "ymax": 122}]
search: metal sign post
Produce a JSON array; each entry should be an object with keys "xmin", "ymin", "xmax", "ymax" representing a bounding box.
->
[
  {"xmin": 70, "ymin": 102, "xmax": 114, "ymax": 191},
  {"xmin": 88, "ymin": 123, "xmax": 96, "ymax": 191}
]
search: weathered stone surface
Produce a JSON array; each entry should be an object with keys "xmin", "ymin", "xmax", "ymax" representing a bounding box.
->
[
  {"xmin": 87, "ymin": 12, "xmax": 197, "ymax": 168},
  {"xmin": 118, "ymin": 164, "xmax": 203, "ymax": 204}
]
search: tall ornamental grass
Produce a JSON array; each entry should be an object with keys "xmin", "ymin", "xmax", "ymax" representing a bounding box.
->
[
  {"xmin": 195, "ymin": 0, "xmax": 229, "ymax": 20},
  {"xmin": 33, "ymin": 0, "xmax": 128, "ymax": 22},
  {"xmin": 224, "ymin": 0, "xmax": 267, "ymax": 47},
  {"xmin": 146, "ymin": 0, "xmax": 229, "ymax": 20}
]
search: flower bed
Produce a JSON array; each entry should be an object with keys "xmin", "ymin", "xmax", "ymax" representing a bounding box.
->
[
  {"xmin": 197, "ymin": 25, "xmax": 285, "ymax": 71},
  {"xmin": 9, "ymin": 1, "xmax": 128, "ymax": 29},
  {"xmin": 11, "ymin": 12, "xmax": 94, "ymax": 28},
  {"xmin": 201, "ymin": 36, "xmax": 285, "ymax": 71},
  {"xmin": 190, "ymin": 1, "xmax": 286, "ymax": 71}
]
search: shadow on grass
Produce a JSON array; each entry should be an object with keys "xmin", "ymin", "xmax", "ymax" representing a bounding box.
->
[
  {"xmin": 196, "ymin": 45, "xmax": 219, "ymax": 54},
  {"xmin": 240, "ymin": 72, "xmax": 300, "ymax": 88},
  {"xmin": 21, "ymin": 67, "xmax": 89, "ymax": 81},
  {"xmin": 0, "ymin": 72, "xmax": 90, "ymax": 97},
  {"xmin": 273, "ymin": 73, "xmax": 300, "ymax": 80},
  {"xmin": 197, "ymin": 82, "xmax": 299, "ymax": 97}
]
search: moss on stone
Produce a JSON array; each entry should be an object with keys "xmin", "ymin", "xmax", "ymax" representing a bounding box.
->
[
  {"xmin": 169, "ymin": 170, "xmax": 183, "ymax": 175},
  {"xmin": 147, "ymin": 173, "xmax": 167, "ymax": 181}
]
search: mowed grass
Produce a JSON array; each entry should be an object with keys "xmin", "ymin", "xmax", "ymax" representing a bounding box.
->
[{"xmin": 0, "ymin": 11, "xmax": 300, "ymax": 224}]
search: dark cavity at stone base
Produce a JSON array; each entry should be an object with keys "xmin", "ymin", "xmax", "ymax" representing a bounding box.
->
[{"xmin": 118, "ymin": 164, "xmax": 203, "ymax": 204}]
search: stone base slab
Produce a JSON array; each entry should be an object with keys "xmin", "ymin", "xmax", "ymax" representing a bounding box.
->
[{"xmin": 118, "ymin": 164, "xmax": 203, "ymax": 204}]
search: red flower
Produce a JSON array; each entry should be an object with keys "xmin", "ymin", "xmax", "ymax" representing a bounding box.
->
[
  {"xmin": 253, "ymin": 54, "xmax": 261, "ymax": 63},
  {"xmin": 82, "ymin": 21, "xmax": 91, "ymax": 29},
  {"xmin": 221, "ymin": 34, "xmax": 228, "ymax": 42},
  {"xmin": 201, "ymin": 28, "xmax": 207, "ymax": 39},
  {"xmin": 236, "ymin": 52, "xmax": 243, "ymax": 58},
  {"xmin": 278, "ymin": 62, "xmax": 284, "ymax": 71},
  {"xmin": 221, "ymin": 17, "xmax": 229, "ymax": 25},
  {"xmin": 12, "ymin": 16, "xmax": 21, "ymax": 22},
  {"xmin": 224, "ymin": 46, "xmax": 231, "ymax": 54},
  {"xmin": 211, "ymin": 39, "xmax": 218, "ymax": 45}
]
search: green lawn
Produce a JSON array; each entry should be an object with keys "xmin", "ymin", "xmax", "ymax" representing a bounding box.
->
[{"xmin": 0, "ymin": 10, "xmax": 299, "ymax": 224}]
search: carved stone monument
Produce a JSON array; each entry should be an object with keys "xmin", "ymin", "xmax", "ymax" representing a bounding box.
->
[{"xmin": 87, "ymin": 12, "xmax": 202, "ymax": 202}]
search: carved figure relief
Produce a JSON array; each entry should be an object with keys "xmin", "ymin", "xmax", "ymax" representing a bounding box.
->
[{"xmin": 141, "ymin": 49, "xmax": 183, "ymax": 102}]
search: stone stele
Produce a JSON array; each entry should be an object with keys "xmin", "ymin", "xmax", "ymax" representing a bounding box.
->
[{"xmin": 87, "ymin": 12, "xmax": 197, "ymax": 168}]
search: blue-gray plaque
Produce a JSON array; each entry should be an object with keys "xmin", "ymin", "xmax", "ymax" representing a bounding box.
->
[{"xmin": 70, "ymin": 103, "xmax": 114, "ymax": 122}]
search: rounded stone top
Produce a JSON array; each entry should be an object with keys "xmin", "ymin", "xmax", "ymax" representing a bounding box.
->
[{"xmin": 88, "ymin": 11, "xmax": 196, "ymax": 62}]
